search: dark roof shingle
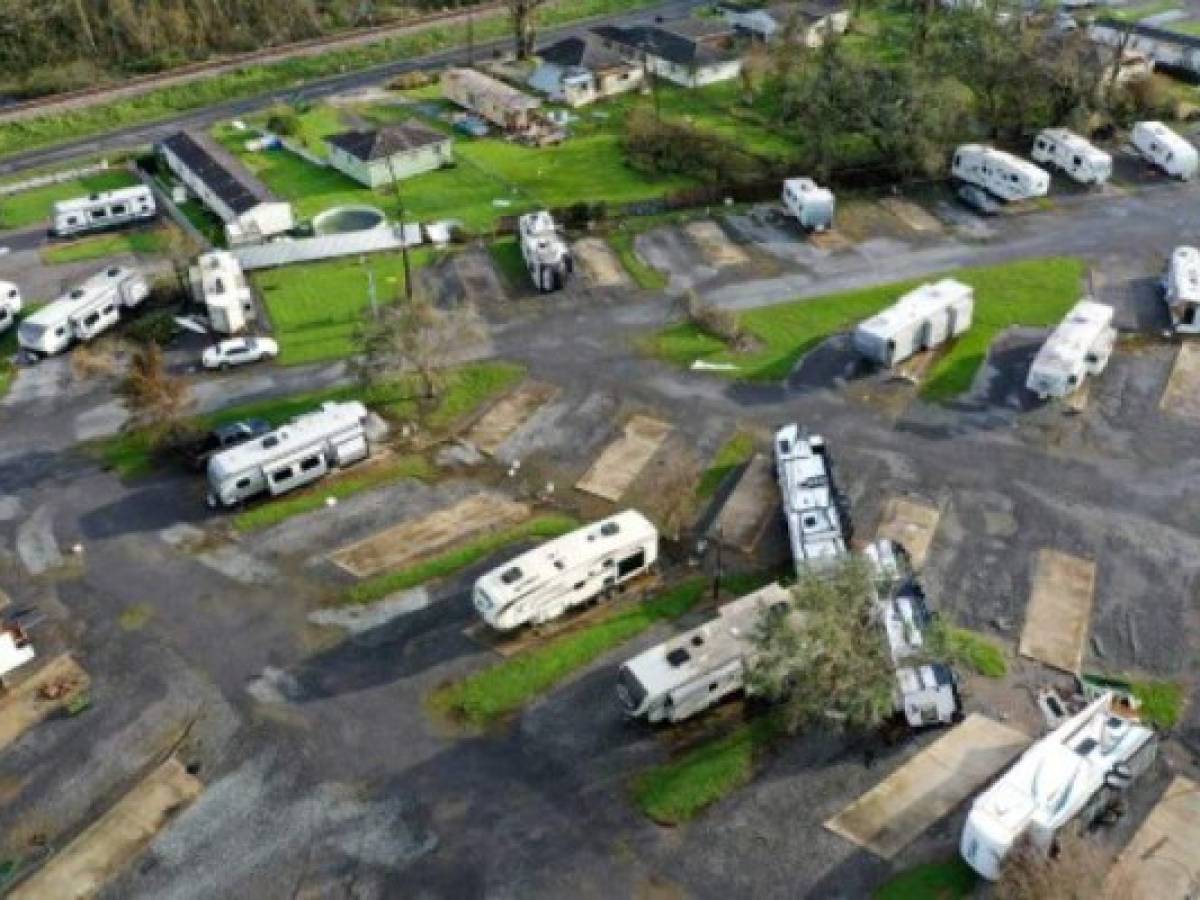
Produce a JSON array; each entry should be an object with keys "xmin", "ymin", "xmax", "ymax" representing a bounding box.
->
[
  {"xmin": 325, "ymin": 122, "xmax": 449, "ymax": 162},
  {"xmin": 592, "ymin": 24, "xmax": 734, "ymax": 67},
  {"xmin": 159, "ymin": 130, "xmax": 274, "ymax": 216}
]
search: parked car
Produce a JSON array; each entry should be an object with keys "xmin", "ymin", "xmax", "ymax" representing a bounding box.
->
[
  {"xmin": 176, "ymin": 418, "xmax": 271, "ymax": 471},
  {"xmin": 201, "ymin": 336, "xmax": 279, "ymax": 371},
  {"xmin": 956, "ymin": 184, "xmax": 1001, "ymax": 216}
]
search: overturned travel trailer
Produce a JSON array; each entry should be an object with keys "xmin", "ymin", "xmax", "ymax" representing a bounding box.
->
[
  {"xmin": 51, "ymin": 184, "xmax": 157, "ymax": 238},
  {"xmin": 781, "ymin": 177, "xmax": 835, "ymax": 232},
  {"xmin": 952, "ymin": 145, "xmax": 1051, "ymax": 202},
  {"xmin": 473, "ymin": 510, "xmax": 658, "ymax": 631},
  {"xmin": 0, "ymin": 281, "xmax": 21, "ymax": 334},
  {"xmin": 17, "ymin": 266, "xmax": 149, "ymax": 358},
  {"xmin": 773, "ymin": 424, "xmax": 849, "ymax": 572},
  {"xmin": 1131, "ymin": 120, "xmax": 1198, "ymax": 180},
  {"xmin": 518, "ymin": 210, "xmax": 574, "ymax": 292},
  {"xmin": 853, "ymin": 279, "xmax": 974, "ymax": 368},
  {"xmin": 189, "ymin": 250, "xmax": 256, "ymax": 335},
  {"xmin": 879, "ymin": 579, "xmax": 961, "ymax": 728},
  {"xmin": 1026, "ymin": 299, "xmax": 1116, "ymax": 400},
  {"xmin": 960, "ymin": 692, "xmax": 1157, "ymax": 881},
  {"xmin": 1031, "ymin": 129, "xmax": 1112, "ymax": 186},
  {"xmin": 1162, "ymin": 245, "xmax": 1200, "ymax": 333},
  {"xmin": 206, "ymin": 401, "xmax": 371, "ymax": 508}
]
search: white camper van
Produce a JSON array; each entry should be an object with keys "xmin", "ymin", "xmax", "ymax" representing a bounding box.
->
[
  {"xmin": 1031, "ymin": 128, "xmax": 1112, "ymax": 185},
  {"xmin": 473, "ymin": 510, "xmax": 658, "ymax": 631},
  {"xmin": 774, "ymin": 424, "xmax": 848, "ymax": 572},
  {"xmin": 1131, "ymin": 120, "xmax": 1198, "ymax": 180},
  {"xmin": 781, "ymin": 177, "xmax": 835, "ymax": 232},
  {"xmin": 1162, "ymin": 245, "xmax": 1200, "ymax": 333},
  {"xmin": 853, "ymin": 279, "xmax": 974, "ymax": 368},
  {"xmin": 518, "ymin": 210, "xmax": 574, "ymax": 292},
  {"xmin": 51, "ymin": 185, "xmax": 157, "ymax": 238},
  {"xmin": 952, "ymin": 144, "xmax": 1051, "ymax": 202},
  {"xmin": 960, "ymin": 692, "xmax": 1157, "ymax": 881},
  {"xmin": 17, "ymin": 266, "xmax": 149, "ymax": 358},
  {"xmin": 0, "ymin": 281, "xmax": 22, "ymax": 334},
  {"xmin": 1026, "ymin": 299, "xmax": 1116, "ymax": 400},
  {"xmin": 206, "ymin": 401, "xmax": 371, "ymax": 508}
]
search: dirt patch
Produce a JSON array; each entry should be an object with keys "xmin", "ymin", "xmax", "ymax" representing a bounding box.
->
[
  {"xmin": 1159, "ymin": 342, "xmax": 1200, "ymax": 419},
  {"xmin": 711, "ymin": 453, "xmax": 775, "ymax": 554},
  {"xmin": 10, "ymin": 757, "xmax": 203, "ymax": 900},
  {"xmin": 0, "ymin": 654, "xmax": 90, "ymax": 752},
  {"xmin": 808, "ymin": 229, "xmax": 853, "ymax": 252},
  {"xmin": 469, "ymin": 381, "xmax": 560, "ymax": 456},
  {"xmin": 875, "ymin": 496, "xmax": 942, "ymax": 570},
  {"xmin": 576, "ymin": 415, "xmax": 673, "ymax": 503},
  {"xmin": 573, "ymin": 238, "xmax": 631, "ymax": 289},
  {"xmin": 683, "ymin": 220, "xmax": 749, "ymax": 268},
  {"xmin": 1104, "ymin": 775, "xmax": 1200, "ymax": 899},
  {"xmin": 879, "ymin": 198, "xmax": 944, "ymax": 234},
  {"xmin": 824, "ymin": 714, "xmax": 1029, "ymax": 859},
  {"xmin": 454, "ymin": 244, "xmax": 508, "ymax": 305},
  {"xmin": 1019, "ymin": 549, "xmax": 1096, "ymax": 674},
  {"xmin": 329, "ymin": 492, "xmax": 530, "ymax": 578}
]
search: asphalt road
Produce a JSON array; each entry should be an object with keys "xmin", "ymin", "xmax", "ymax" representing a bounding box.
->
[{"xmin": 0, "ymin": 0, "xmax": 704, "ymax": 178}]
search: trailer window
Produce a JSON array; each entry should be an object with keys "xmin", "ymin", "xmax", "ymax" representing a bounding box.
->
[
  {"xmin": 300, "ymin": 456, "xmax": 322, "ymax": 473},
  {"xmin": 236, "ymin": 477, "xmax": 252, "ymax": 490},
  {"xmin": 111, "ymin": 204, "xmax": 127, "ymax": 216},
  {"xmin": 500, "ymin": 566, "xmax": 523, "ymax": 585},
  {"xmin": 271, "ymin": 467, "xmax": 294, "ymax": 483},
  {"xmin": 83, "ymin": 313, "xmax": 99, "ymax": 327},
  {"xmin": 90, "ymin": 208, "xmax": 108, "ymax": 220},
  {"xmin": 617, "ymin": 550, "xmax": 645, "ymax": 578}
]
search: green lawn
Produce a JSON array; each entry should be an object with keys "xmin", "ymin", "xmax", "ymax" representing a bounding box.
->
[
  {"xmin": 873, "ymin": 859, "xmax": 978, "ymax": 900},
  {"xmin": 941, "ymin": 626, "xmax": 1008, "ymax": 679},
  {"xmin": 487, "ymin": 236, "xmax": 527, "ymax": 290},
  {"xmin": 1132, "ymin": 679, "xmax": 1186, "ymax": 730},
  {"xmin": 631, "ymin": 715, "xmax": 783, "ymax": 825},
  {"xmin": 646, "ymin": 257, "xmax": 1086, "ymax": 400},
  {"xmin": 251, "ymin": 247, "xmax": 436, "ymax": 365},
  {"xmin": 342, "ymin": 514, "xmax": 580, "ymax": 604},
  {"xmin": 608, "ymin": 229, "xmax": 668, "ymax": 290},
  {"xmin": 0, "ymin": 169, "xmax": 139, "ymax": 231},
  {"xmin": 696, "ymin": 429, "xmax": 755, "ymax": 499},
  {"xmin": 233, "ymin": 453, "xmax": 434, "ymax": 531},
  {"xmin": 40, "ymin": 226, "xmax": 173, "ymax": 264}
]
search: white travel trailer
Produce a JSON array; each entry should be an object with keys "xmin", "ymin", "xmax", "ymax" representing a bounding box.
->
[
  {"xmin": 1161, "ymin": 245, "xmax": 1200, "ymax": 333},
  {"xmin": 518, "ymin": 210, "xmax": 574, "ymax": 292},
  {"xmin": 206, "ymin": 401, "xmax": 371, "ymax": 508},
  {"xmin": 853, "ymin": 279, "xmax": 974, "ymax": 368},
  {"xmin": 17, "ymin": 266, "xmax": 149, "ymax": 358},
  {"xmin": 781, "ymin": 177, "xmax": 835, "ymax": 232},
  {"xmin": 879, "ymin": 580, "xmax": 960, "ymax": 728},
  {"xmin": 1131, "ymin": 121, "xmax": 1198, "ymax": 180},
  {"xmin": 1026, "ymin": 299, "xmax": 1116, "ymax": 400},
  {"xmin": 0, "ymin": 281, "xmax": 21, "ymax": 334},
  {"xmin": 51, "ymin": 184, "xmax": 157, "ymax": 238},
  {"xmin": 189, "ymin": 250, "xmax": 256, "ymax": 334},
  {"xmin": 1030, "ymin": 128, "xmax": 1112, "ymax": 186},
  {"xmin": 0, "ymin": 623, "xmax": 35, "ymax": 687},
  {"xmin": 952, "ymin": 144, "xmax": 1051, "ymax": 202},
  {"xmin": 960, "ymin": 692, "xmax": 1157, "ymax": 881},
  {"xmin": 473, "ymin": 511, "xmax": 658, "ymax": 631},
  {"xmin": 773, "ymin": 424, "xmax": 848, "ymax": 572}
]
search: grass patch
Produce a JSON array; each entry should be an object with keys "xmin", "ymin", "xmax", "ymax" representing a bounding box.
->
[
  {"xmin": 631, "ymin": 714, "xmax": 783, "ymax": 825},
  {"xmin": 342, "ymin": 513, "xmax": 580, "ymax": 604},
  {"xmin": 1132, "ymin": 679, "xmax": 1186, "ymax": 730},
  {"xmin": 645, "ymin": 257, "xmax": 1085, "ymax": 398},
  {"xmin": 0, "ymin": 169, "xmax": 138, "ymax": 230},
  {"xmin": 696, "ymin": 430, "xmax": 755, "ymax": 499},
  {"xmin": 487, "ymin": 236, "xmax": 528, "ymax": 290},
  {"xmin": 609, "ymin": 229, "xmax": 668, "ymax": 290},
  {"xmin": 233, "ymin": 453, "xmax": 434, "ymax": 532},
  {"xmin": 873, "ymin": 858, "xmax": 978, "ymax": 900},
  {"xmin": 942, "ymin": 626, "xmax": 1007, "ymax": 679},
  {"xmin": 1106, "ymin": 0, "xmax": 1181, "ymax": 21},
  {"xmin": 40, "ymin": 226, "xmax": 172, "ymax": 264}
]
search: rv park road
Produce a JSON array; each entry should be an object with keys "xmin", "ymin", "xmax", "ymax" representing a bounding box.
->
[{"xmin": 2, "ymin": 174, "xmax": 1200, "ymax": 895}]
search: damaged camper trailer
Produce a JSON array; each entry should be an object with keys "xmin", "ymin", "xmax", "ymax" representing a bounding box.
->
[
  {"xmin": 519, "ymin": 210, "xmax": 574, "ymax": 292},
  {"xmin": 1026, "ymin": 299, "xmax": 1116, "ymax": 400},
  {"xmin": 1162, "ymin": 245, "xmax": 1200, "ymax": 333},
  {"xmin": 852, "ymin": 279, "xmax": 974, "ymax": 368},
  {"xmin": 952, "ymin": 145, "xmax": 1051, "ymax": 201},
  {"xmin": 17, "ymin": 265, "xmax": 149, "ymax": 358},
  {"xmin": 773, "ymin": 423, "xmax": 849, "ymax": 572}
]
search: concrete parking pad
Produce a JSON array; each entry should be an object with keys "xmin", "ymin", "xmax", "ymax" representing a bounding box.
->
[
  {"xmin": 10, "ymin": 757, "xmax": 203, "ymax": 900},
  {"xmin": 684, "ymin": 221, "xmax": 749, "ymax": 268},
  {"xmin": 1159, "ymin": 343, "xmax": 1200, "ymax": 420},
  {"xmin": 0, "ymin": 654, "xmax": 90, "ymax": 752},
  {"xmin": 330, "ymin": 493, "xmax": 530, "ymax": 578},
  {"xmin": 1019, "ymin": 550, "xmax": 1096, "ymax": 674},
  {"xmin": 469, "ymin": 381, "xmax": 560, "ymax": 456},
  {"xmin": 1104, "ymin": 776, "xmax": 1200, "ymax": 900},
  {"xmin": 711, "ymin": 453, "xmax": 775, "ymax": 554},
  {"xmin": 573, "ymin": 238, "xmax": 632, "ymax": 289},
  {"xmin": 825, "ymin": 714, "xmax": 1029, "ymax": 859},
  {"xmin": 879, "ymin": 198, "xmax": 944, "ymax": 234},
  {"xmin": 875, "ymin": 497, "xmax": 941, "ymax": 570},
  {"xmin": 576, "ymin": 415, "xmax": 673, "ymax": 503},
  {"xmin": 454, "ymin": 244, "xmax": 508, "ymax": 304}
]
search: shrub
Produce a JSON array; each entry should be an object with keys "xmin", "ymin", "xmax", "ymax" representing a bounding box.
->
[
  {"xmin": 266, "ymin": 106, "xmax": 301, "ymax": 137},
  {"xmin": 685, "ymin": 291, "xmax": 745, "ymax": 347},
  {"xmin": 389, "ymin": 70, "xmax": 433, "ymax": 90},
  {"xmin": 622, "ymin": 108, "xmax": 760, "ymax": 184},
  {"xmin": 125, "ymin": 309, "xmax": 179, "ymax": 346}
]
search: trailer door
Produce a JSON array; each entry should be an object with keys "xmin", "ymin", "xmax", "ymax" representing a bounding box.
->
[{"xmin": 331, "ymin": 433, "xmax": 368, "ymax": 467}]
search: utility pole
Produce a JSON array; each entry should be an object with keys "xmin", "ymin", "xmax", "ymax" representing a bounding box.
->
[
  {"xmin": 467, "ymin": 3, "xmax": 476, "ymax": 67},
  {"xmin": 385, "ymin": 155, "xmax": 413, "ymax": 303},
  {"xmin": 365, "ymin": 263, "xmax": 378, "ymax": 320}
]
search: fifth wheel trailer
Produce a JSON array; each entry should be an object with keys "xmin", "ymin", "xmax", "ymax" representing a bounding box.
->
[
  {"xmin": 1161, "ymin": 245, "xmax": 1200, "ymax": 333},
  {"xmin": 17, "ymin": 266, "xmax": 149, "ymax": 358},
  {"xmin": 518, "ymin": 210, "xmax": 574, "ymax": 292},
  {"xmin": 1031, "ymin": 129, "xmax": 1112, "ymax": 186},
  {"xmin": 1025, "ymin": 299, "xmax": 1116, "ymax": 400},
  {"xmin": 773, "ymin": 424, "xmax": 849, "ymax": 572},
  {"xmin": 952, "ymin": 145, "xmax": 1051, "ymax": 202},
  {"xmin": 961, "ymin": 692, "xmax": 1157, "ymax": 881},
  {"xmin": 51, "ymin": 185, "xmax": 157, "ymax": 238},
  {"xmin": 1131, "ymin": 120, "xmax": 1198, "ymax": 180},
  {"xmin": 473, "ymin": 510, "xmax": 658, "ymax": 631},
  {"xmin": 0, "ymin": 281, "xmax": 21, "ymax": 334},
  {"xmin": 852, "ymin": 279, "xmax": 974, "ymax": 368},
  {"xmin": 206, "ymin": 401, "xmax": 371, "ymax": 508}
]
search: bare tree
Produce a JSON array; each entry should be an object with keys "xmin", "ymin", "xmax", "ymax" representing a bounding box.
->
[
  {"xmin": 640, "ymin": 446, "xmax": 700, "ymax": 541},
  {"xmin": 116, "ymin": 342, "xmax": 194, "ymax": 440},
  {"xmin": 995, "ymin": 833, "xmax": 1109, "ymax": 900},
  {"xmin": 506, "ymin": 0, "xmax": 549, "ymax": 60}
]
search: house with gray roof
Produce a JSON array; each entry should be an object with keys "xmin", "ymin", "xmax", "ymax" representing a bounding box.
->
[
  {"xmin": 592, "ymin": 22, "xmax": 743, "ymax": 87},
  {"xmin": 325, "ymin": 121, "xmax": 453, "ymax": 188},
  {"xmin": 528, "ymin": 34, "xmax": 644, "ymax": 106},
  {"xmin": 1090, "ymin": 17, "xmax": 1200, "ymax": 79},
  {"xmin": 720, "ymin": 1, "xmax": 850, "ymax": 47}
]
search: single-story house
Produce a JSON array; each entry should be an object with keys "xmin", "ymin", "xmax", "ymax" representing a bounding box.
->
[
  {"xmin": 720, "ymin": 1, "xmax": 850, "ymax": 47},
  {"xmin": 592, "ymin": 23, "xmax": 743, "ymax": 88},
  {"xmin": 325, "ymin": 122, "xmax": 453, "ymax": 188},
  {"xmin": 442, "ymin": 68, "xmax": 542, "ymax": 131},
  {"xmin": 1090, "ymin": 18, "xmax": 1200, "ymax": 79},
  {"xmin": 528, "ymin": 34, "xmax": 645, "ymax": 106},
  {"xmin": 159, "ymin": 130, "xmax": 295, "ymax": 245}
]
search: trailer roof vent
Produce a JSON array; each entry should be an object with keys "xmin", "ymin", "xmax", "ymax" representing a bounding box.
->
[
  {"xmin": 599, "ymin": 521, "xmax": 620, "ymax": 537},
  {"xmin": 691, "ymin": 635, "xmax": 705, "ymax": 647},
  {"xmin": 500, "ymin": 566, "xmax": 523, "ymax": 585},
  {"xmin": 666, "ymin": 647, "xmax": 691, "ymax": 667}
]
